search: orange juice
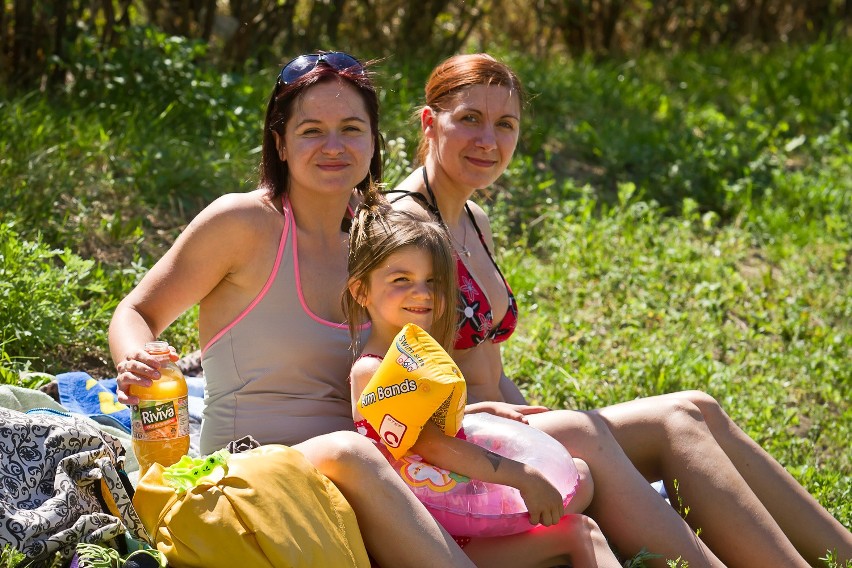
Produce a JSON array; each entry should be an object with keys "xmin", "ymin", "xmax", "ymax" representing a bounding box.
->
[{"xmin": 129, "ymin": 341, "xmax": 190, "ymax": 474}]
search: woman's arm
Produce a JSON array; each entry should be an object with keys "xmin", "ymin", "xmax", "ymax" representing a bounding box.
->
[
  {"xmin": 411, "ymin": 422, "xmax": 564, "ymax": 527},
  {"xmin": 499, "ymin": 371, "xmax": 528, "ymax": 404},
  {"xmin": 464, "ymin": 400, "xmax": 549, "ymax": 423},
  {"xmin": 110, "ymin": 192, "xmax": 268, "ymax": 403}
]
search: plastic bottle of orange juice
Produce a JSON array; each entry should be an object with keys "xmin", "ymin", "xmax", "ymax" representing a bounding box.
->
[{"xmin": 129, "ymin": 341, "xmax": 190, "ymax": 473}]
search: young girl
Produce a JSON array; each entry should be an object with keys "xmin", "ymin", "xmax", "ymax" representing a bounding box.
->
[{"xmin": 343, "ymin": 200, "xmax": 621, "ymax": 568}]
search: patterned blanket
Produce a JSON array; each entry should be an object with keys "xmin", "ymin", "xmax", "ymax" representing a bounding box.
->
[{"xmin": 0, "ymin": 394, "xmax": 147, "ymax": 564}]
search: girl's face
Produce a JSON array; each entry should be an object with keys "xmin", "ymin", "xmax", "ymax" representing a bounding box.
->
[
  {"xmin": 278, "ymin": 79, "xmax": 374, "ymax": 198},
  {"xmin": 424, "ymin": 84, "xmax": 520, "ymax": 194},
  {"xmin": 359, "ymin": 246, "xmax": 443, "ymax": 334}
]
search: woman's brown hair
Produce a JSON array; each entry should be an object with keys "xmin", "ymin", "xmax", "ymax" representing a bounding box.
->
[{"xmin": 260, "ymin": 56, "xmax": 383, "ymax": 200}]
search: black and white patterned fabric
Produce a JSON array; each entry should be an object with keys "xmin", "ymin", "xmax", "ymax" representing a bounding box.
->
[{"xmin": 0, "ymin": 407, "xmax": 147, "ymax": 565}]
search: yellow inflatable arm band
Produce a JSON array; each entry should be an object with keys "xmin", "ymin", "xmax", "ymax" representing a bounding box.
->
[{"xmin": 357, "ymin": 323, "xmax": 466, "ymax": 459}]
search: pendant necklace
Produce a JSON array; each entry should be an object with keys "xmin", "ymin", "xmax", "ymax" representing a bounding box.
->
[
  {"xmin": 447, "ymin": 218, "xmax": 471, "ymax": 257},
  {"xmin": 422, "ymin": 167, "xmax": 471, "ymax": 257}
]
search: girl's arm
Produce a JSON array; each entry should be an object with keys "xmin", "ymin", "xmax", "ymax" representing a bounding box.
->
[
  {"xmin": 350, "ymin": 358, "xmax": 564, "ymax": 526},
  {"xmin": 411, "ymin": 421, "xmax": 565, "ymax": 527}
]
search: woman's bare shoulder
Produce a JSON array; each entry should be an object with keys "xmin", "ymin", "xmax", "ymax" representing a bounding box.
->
[
  {"xmin": 466, "ymin": 200, "xmax": 495, "ymax": 236},
  {"xmin": 200, "ymin": 189, "xmax": 273, "ymax": 219},
  {"xmin": 465, "ymin": 200, "xmax": 491, "ymax": 224},
  {"xmin": 162, "ymin": 189, "xmax": 281, "ymax": 276},
  {"xmin": 390, "ymin": 196, "xmax": 431, "ymax": 220},
  {"xmin": 387, "ymin": 175, "xmax": 431, "ymax": 219},
  {"xmin": 187, "ymin": 189, "xmax": 276, "ymax": 235}
]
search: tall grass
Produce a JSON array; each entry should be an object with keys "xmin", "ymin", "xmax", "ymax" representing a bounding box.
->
[{"xmin": 0, "ymin": 29, "xmax": 849, "ymax": 548}]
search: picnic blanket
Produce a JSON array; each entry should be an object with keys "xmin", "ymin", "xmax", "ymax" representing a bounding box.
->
[
  {"xmin": 0, "ymin": 383, "xmax": 140, "ymax": 476},
  {"xmin": 0, "ymin": 392, "xmax": 148, "ymax": 564},
  {"xmin": 56, "ymin": 372, "xmax": 205, "ymax": 458}
]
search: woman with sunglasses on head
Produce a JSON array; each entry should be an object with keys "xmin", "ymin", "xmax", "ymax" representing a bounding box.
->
[
  {"xmin": 389, "ymin": 53, "xmax": 852, "ymax": 567},
  {"xmin": 109, "ymin": 52, "xmax": 476, "ymax": 568}
]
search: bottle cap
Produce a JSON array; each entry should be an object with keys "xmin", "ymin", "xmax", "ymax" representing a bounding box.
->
[{"xmin": 144, "ymin": 341, "xmax": 170, "ymax": 355}]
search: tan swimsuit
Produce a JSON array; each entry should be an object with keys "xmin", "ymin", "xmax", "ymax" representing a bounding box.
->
[{"xmin": 200, "ymin": 196, "xmax": 366, "ymax": 454}]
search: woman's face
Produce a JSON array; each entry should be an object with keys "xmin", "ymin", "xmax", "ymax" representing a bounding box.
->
[
  {"xmin": 278, "ymin": 79, "xmax": 375, "ymax": 198},
  {"xmin": 425, "ymin": 84, "xmax": 521, "ymax": 193}
]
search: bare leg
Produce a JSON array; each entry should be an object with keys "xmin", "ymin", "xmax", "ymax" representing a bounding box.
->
[
  {"xmin": 593, "ymin": 394, "xmax": 815, "ymax": 567},
  {"xmin": 668, "ymin": 391, "xmax": 851, "ymax": 564},
  {"xmin": 464, "ymin": 515, "xmax": 621, "ymax": 568},
  {"xmin": 296, "ymin": 431, "xmax": 476, "ymax": 568},
  {"xmin": 526, "ymin": 410, "xmax": 726, "ymax": 568},
  {"xmin": 565, "ymin": 458, "xmax": 594, "ymax": 514}
]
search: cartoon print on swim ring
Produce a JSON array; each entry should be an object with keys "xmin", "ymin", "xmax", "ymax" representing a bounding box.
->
[
  {"xmin": 397, "ymin": 453, "xmax": 470, "ymax": 492},
  {"xmin": 389, "ymin": 412, "xmax": 579, "ymax": 538}
]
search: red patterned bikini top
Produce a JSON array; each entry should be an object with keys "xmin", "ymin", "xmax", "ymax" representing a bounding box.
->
[
  {"xmin": 386, "ymin": 169, "xmax": 518, "ymax": 350},
  {"xmin": 453, "ymin": 215, "xmax": 518, "ymax": 349}
]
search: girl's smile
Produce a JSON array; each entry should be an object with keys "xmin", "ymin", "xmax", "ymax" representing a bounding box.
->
[{"xmin": 360, "ymin": 246, "xmax": 442, "ymax": 335}]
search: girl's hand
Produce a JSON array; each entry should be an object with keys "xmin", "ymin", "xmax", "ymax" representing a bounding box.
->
[
  {"xmin": 114, "ymin": 346, "xmax": 178, "ymax": 405},
  {"xmin": 464, "ymin": 401, "xmax": 550, "ymax": 423},
  {"xmin": 517, "ymin": 466, "xmax": 565, "ymax": 527}
]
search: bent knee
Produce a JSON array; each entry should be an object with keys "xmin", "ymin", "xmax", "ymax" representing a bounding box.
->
[
  {"xmin": 574, "ymin": 457, "xmax": 593, "ymax": 492},
  {"xmin": 298, "ymin": 431, "xmax": 382, "ymax": 478},
  {"xmin": 558, "ymin": 514, "xmax": 607, "ymax": 546},
  {"xmin": 679, "ymin": 390, "xmax": 721, "ymax": 411},
  {"xmin": 675, "ymin": 390, "xmax": 730, "ymax": 429},
  {"xmin": 579, "ymin": 514, "xmax": 604, "ymax": 536},
  {"xmin": 654, "ymin": 397, "xmax": 704, "ymax": 433},
  {"xmin": 567, "ymin": 458, "xmax": 593, "ymax": 513},
  {"xmin": 685, "ymin": 389, "xmax": 727, "ymax": 417}
]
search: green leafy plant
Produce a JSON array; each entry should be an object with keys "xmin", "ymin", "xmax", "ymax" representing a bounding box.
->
[
  {"xmin": 0, "ymin": 222, "xmax": 122, "ymax": 375},
  {"xmin": 0, "ymin": 545, "xmax": 25, "ymax": 568}
]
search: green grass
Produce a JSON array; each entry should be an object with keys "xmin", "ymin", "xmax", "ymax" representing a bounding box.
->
[
  {"xmin": 499, "ymin": 184, "xmax": 850, "ymax": 527},
  {"xmin": 0, "ymin": 28, "xmax": 849, "ymax": 564}
]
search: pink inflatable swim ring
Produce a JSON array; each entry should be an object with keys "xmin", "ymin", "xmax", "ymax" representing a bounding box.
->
[{"xmin": 389, "ymin": 412, "xmax": 580, "ymax": 538}]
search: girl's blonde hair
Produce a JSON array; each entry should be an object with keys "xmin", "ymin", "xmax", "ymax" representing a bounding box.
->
[{"xmin": 344, "ymin": 193, "xmax": 458, "ymax": 356}]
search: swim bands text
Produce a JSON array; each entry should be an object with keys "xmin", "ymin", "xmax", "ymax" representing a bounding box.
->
[{"xmin": 360, "ymin": 378, "xmax": 418, "ymax": 407}]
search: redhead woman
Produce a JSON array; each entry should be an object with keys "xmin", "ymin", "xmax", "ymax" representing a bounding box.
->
[
  {"xmin": 390, "ymin": 53, "xmax": 852, "ymax": 567},
  {"xmin": 109, "ymin": 52, "xmax": 475, "ymax": 568}
]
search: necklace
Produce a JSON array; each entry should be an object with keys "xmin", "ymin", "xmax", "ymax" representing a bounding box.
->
[
  {"xmin": 449, "ymin": 219, "xmax": 471, "ymax": 257},
  {"xmin": 422, "ymin": 168, "xmax": 471, "ymax": 257}
]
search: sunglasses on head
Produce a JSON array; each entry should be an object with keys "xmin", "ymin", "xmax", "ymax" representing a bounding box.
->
[{"xmin": 277, "ymin": 51, "xmax": 363, "ymax": 86}]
